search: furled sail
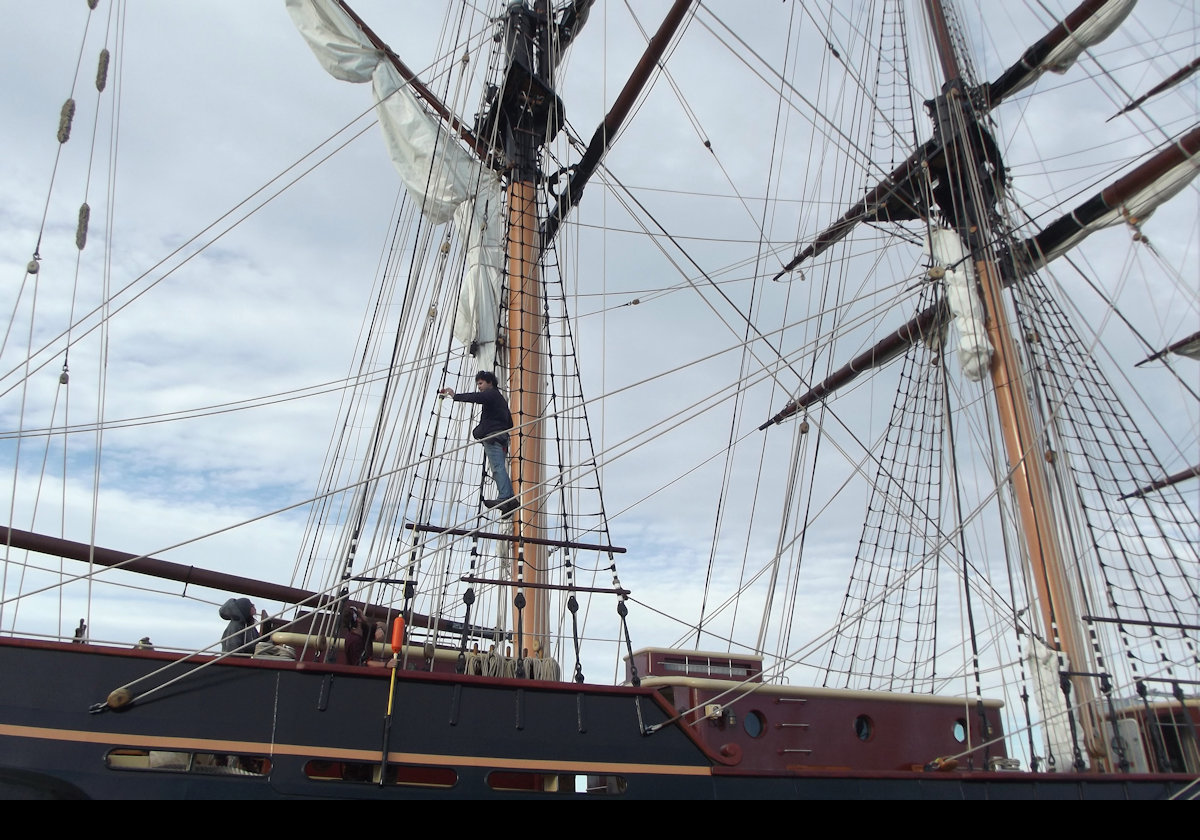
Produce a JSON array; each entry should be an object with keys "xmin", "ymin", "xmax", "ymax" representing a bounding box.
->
[
  {"xmin": 1026, "ymin": 639, "xmax": 1084, "ymax": 771},
  {"xmin": 774, "ymin": 0, "xmax": 1140, "ymax": 281},
  {"xmin": 1136, "ymin": 328, "xmax": 1200, "ymax": 366},
  {"xmin": 762, "ymin": 122, "xmax": 1200, "ymax": 427},
  {"xmin": 286, "ymin": 0, "xmax": 504, "ymax": 367},
  {"xmin": 756, "ymin": 303, "xmax": 949, "ymax": 429},
  {"xmin": 924, "ymin": 228, "xmax": 991, "ymax": 382},
  {"xmin": 757, "ymin": 226, "xmax": 994, "ymax": 428},
  {"xmin": 1174, "ymin": 335, "xmax": 1200, "ymax": 360},
  {"xmin": 986, "ymin": 0, "xmax": 1137, "ymax": 103},
  {"xmin": 1010, "ymin": 125, "xmax": 1200, "ymax": 271}
]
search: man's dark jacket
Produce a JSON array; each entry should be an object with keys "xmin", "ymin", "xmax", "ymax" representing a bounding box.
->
[{"xmin": 453, "ymin": 388, "xmax": 513, "ymax": 442}]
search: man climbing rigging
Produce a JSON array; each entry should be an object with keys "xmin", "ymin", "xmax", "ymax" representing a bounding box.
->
[{"xmin": 439, "ymin": 371, "xmax": 518, "ymax": 516}]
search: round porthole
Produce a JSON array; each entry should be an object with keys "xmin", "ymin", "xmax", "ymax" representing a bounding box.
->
[
  {"xmin": 743, "ymin": 710, "xmax": 766, "ymax": 738},
  {"xmin": 854, "ymin": 714, "xmax": 873, "ymax": 741},
  {"xmin": 953, "ymin": 718, "xmax": 967, "ymax": 743}
]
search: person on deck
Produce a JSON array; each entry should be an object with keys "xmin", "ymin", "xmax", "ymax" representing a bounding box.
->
[
  {"xmin": 439, "ymin": 371, "xmax": 518, "ymax": 515},
  {"xmin": 219, "ymin": 597, "xmax": 260, "ymax": 653},
  {"xmin": 341, "ymin": 605, "xmax": 367, "ymax": 665}
]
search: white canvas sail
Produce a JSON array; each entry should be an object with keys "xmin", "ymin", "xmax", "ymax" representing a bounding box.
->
[
  {"xmin": 452, "ymin": 181, "xmax": 504, "ymax": 371},
  {"xmin": 286, "ymin": 0, "xmax": 504, "ymax": 363},
  {"xmin": 1004, "ymin": 0, "xmax": 1138, "ymax": 97},
  {"xmin": 1027, "ymin": 638, "xmax": 1089, "ymax": 771},
  {"xmin": 925, "ymin": 227, "xmax": 992, "ymax": 382},
  {"xmin": 1032, "ymin": 149, "xmax": 1200, "ymax": 267},
  {"xmin": 1041, "ymin": 0, "xmax": 1135, "ymax": 72}
]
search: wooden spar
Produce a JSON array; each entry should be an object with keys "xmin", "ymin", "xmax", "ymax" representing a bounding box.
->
[
  {"xmin": 406, "ymin": 522, "xmax": 625, "ymax": 554},
  {"xmin": 774, "ymin": 0, "xmax": 1136, "ymax": 281},
  {"xmin": 1011, "ymin": 125, "xmax": 1200, "ymax": 273},
  {"xmin": 1082, "ymin": 614, "xmax": 1200, "ymax": 632},
  {"xmin": 785, "ymin": 107, "xmax": 1199, "ymax": 288},
  {"xmin": 923, "ymin": 0, "xmax": 1107, "ymax": 768},
  {"xmin": 758, "ymin": 302, "xmax": 948, "ymax": 429},
  {"xmin": 0, "ymin": 526, "xmax": 450, "ymax": 631},
  {"xmin": 1137, "ymin": 328, "xmax": 1200, "ymax": 367},
  {"xmin": 334, "ymin": 0, "xmax": 495, "ymax": 162},
  {"xmin": 480, "ymin": 1, "xmax": 557, "ymax": 661},
  {"xmin": 1111, "ymin": 57, "xmax": 1200, "ymax": 119},
  {"xmin": 462, "ymin": 576, "xmax": 629, "ymax": 596},
  {"xmin": 540, "ymin": 0, "xmax": 698, "ymax": 250},
  {"xmin": 975, "ymin": 255, "xmax": 1099, "ymax": 702},
  {"xmin": 1, "ymin": 526, "xmax": 315, "ymax": 604},
  {"xmin": 771, "ymin": 146, "xmax": 932, "ymax": 279},
  {"xmin": 1119, "ymin": 464, "xmax": 1200, "ymax": 500},
  {"xmin": 985, "ymin": 0, "xmax": 1127, "ymax": 106}
]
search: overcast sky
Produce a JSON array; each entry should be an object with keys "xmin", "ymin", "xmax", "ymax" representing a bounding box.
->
[{"xmin": 0, "ymin": 0, "xmax": 1195, "ymax": 692}]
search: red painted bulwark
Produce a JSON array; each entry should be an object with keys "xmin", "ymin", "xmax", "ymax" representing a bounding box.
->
[{"xmin": 648, "ymin": 676, "xmax": 1004, "ymax": 773}]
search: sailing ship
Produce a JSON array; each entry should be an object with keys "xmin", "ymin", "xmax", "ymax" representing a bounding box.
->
[{"xmin": 0, "ymin": 0, "xmax": 1196, "ymax": 798}]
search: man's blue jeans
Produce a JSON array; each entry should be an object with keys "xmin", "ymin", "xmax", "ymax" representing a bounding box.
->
[{"xmin": 483, "ymin": 439, "xmax": 514, "ymax": 499}]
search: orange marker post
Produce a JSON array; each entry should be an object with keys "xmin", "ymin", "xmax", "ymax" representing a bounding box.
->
[
  {"xmin": 390, "ymin": 615, "xmax": 405, "ymax": 654},
  {"xmin": 380, "ymin": 614, "xmax": 406, "ymax": 786}
]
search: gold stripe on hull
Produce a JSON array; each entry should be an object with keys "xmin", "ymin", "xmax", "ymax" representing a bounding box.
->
[{"xmin": 0, "ymin": 723, "xmax": 712, "ymax": 777}]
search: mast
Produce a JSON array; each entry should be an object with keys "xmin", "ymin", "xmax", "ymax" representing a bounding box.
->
[
  {"xmin": 507, "ymin": 169, "xmax": 548, "ymax": 656},
  {"xmin": 922, "ymin": 0, "xmax": 1106, "ymax": 768},
  {"xmin": 489, "ymin": 0, "xmax": 695, "ymax": 659},
  {"xmin": 492, "ymin": 1, "xmax": 561, "ymax": 658}
]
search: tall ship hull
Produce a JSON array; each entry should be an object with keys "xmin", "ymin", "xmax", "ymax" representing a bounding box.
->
[{"xmin": 2, "ymin": 638, "xmax": 1194, "ymax": 799}]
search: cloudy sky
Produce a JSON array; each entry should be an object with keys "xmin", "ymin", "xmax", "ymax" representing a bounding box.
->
[{"xmin": 0, "ymin": 0, "xmax": 1195, "ymax": 697}]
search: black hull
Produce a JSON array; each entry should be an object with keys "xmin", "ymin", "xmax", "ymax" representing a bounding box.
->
[{"xmin": 0, "ymin": 639, "xmax": 1190, "ymax": 799}]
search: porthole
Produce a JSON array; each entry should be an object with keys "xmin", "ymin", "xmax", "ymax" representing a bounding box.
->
[
  {"xmin": 743, "ymin": 710, "xmax": 766, "ymax": 738},
  {"xmin": 854, "ymin": 714, "xmax": 873, "ymax": 741},
  {"xmin": 953, "ymin": 718, "xmax": 968, "ymax": 743}
]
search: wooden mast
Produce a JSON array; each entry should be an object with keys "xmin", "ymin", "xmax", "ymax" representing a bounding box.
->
[
  {"xmin": 494, "ymin": 2, "xmax": 559, "ymax": 661},
  {"xmin": 493, "ymin": 0, "xmax": 696, "ymax": 663},
  {"xmin": 923, "ymin": 0, "xmax": 1107, "ymax": 768},
  {"xmin": 506, "ymin": 176, "xmax": 548, "ymax": 656}
]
